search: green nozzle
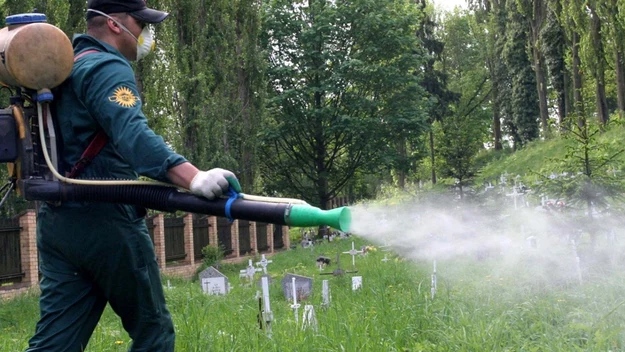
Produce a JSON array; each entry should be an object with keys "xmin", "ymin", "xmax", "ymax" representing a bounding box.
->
[{"xmin": 285, "ymin": 205, "xmax": 351, "ymax": 232}]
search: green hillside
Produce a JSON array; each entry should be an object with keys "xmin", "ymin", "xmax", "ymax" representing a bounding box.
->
[{"xmin": 475, "ymin": 121, "xmax": 625, "ymax": 188}]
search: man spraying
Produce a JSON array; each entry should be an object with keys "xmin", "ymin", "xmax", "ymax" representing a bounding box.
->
[{"xmin": 26, "ymin": 0, "xmax": 238, "ymax": 350}]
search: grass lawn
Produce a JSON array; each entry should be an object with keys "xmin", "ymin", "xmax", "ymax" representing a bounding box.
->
[{"xmin": 1, "ymin": 236, "xmax": 624, "ymax": 351}]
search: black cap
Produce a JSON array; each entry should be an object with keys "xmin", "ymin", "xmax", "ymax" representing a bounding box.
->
[{"xmin": 87, "ymin": 0, "xmax": 169, "ymax": 24}]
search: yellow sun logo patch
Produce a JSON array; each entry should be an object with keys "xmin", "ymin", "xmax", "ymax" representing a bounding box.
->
[{"xmin": 108, "ymin": 87, "xmax": 139, "ymax": 108}]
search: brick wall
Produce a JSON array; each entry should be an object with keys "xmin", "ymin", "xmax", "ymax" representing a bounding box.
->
[
  {"xmin": 152, "ymin": 214, "xmax": 166, "ymax": 270},
  {"xmin": 19, "ymin": 211, "xmax": 38, "ymax": 287},
  {"xmin": 231, "ymin": 220, "xmax": 240, "ymax": 258},
  {"xmin": 1, "ymin": 212, "xmax": 290, "ymax": 298}
]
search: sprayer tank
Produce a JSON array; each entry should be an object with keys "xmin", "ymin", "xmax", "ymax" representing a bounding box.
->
[{"xmin": 0, "ymin": 13, "xmax": 73, "ymax": 90}]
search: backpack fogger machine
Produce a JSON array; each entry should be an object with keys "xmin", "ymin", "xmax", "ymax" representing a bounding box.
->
[{"xmin": 0, "ymin": 13, "xmax": 351, "ymax": 231}]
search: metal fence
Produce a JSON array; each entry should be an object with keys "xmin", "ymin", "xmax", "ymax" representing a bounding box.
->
[
  {"xmin": 146, "ymin": 216, "xmax": 155, "ymax": 243},
  {"xmin": 273, "ymin": 224, "xmax": 284, "ymax": 249},
  {"xmin": 192, "ymin": 215, "xmax": 210, "ymax": 260},
  {"xmin": 164, "ymin": 217, "xmax": 186, "ymax": 262},
  {"xmin": 256, "ymin": 222, "xmax": 269, "ymax": 251},
  {"xmin": 216, "ymin": 217, "xmax": 233, "ymax": 255},
  {"xmin": 238, "ymin": 220, "xmax": 251, "ymax": 255},
  {"xmin": 0, "ymin": 217, "xmax": 23, "ymax": 284}
]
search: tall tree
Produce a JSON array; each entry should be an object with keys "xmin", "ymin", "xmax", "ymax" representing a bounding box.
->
[
  {"xmin": 503, "ymin": 0, "xmax": 539, "ymax": 148},
  {"xmin": 260, "ymin": 0, "xmax": 428, "ymax": 208},
  {"xmin": 561, "ymin": 0, "xmax": 587, "ymax": 127},
  {"xmin": 470, "ymin": 0, "xmax": 507, "ymax": 150},
  {"xmin": 417, "ymin": 0, "xmax": 459, "ymax": 186},
  {"xmin": 438, "ymin": 10, "xmax": 492, "ymax": 198},
  {"xmin": 141, "ymin": 0, "xmax": 265, "ymax": 192},
  {"xmin": 605, "ymin": 0, "xmax": 625, "ymax": 118},
  {"xmin": 232, "ymin": 0, "xmax": 265, "ymax": 192},
  {"xmin": 541, "ymin": 0, "xmax": 568, "ymax": 127},
  {"xmin": 526, "ymin": 0, "xmax": 550, "ymax": 137},
  {"xmin": 587, "ymin": 0, "xmax": 608, "ymax": 125}
]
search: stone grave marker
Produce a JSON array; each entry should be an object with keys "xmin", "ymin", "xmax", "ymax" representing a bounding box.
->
[
  {"xmin": 199, "ymin": 266, "xmax": 229, "ymax": 295},
  {"xmin": 526, "ymin": 235, "xmax": 537, "ymax": 249},
  {"xmin": 302, "ymin": 305, "xmax": 318, "ymax": 331},
  {"xmin": 281, "ymin": 273, "xmax": 313, "ymax": 302},
  {"xmin": 260, "ymin": 276, "xmax": 273, "ymax": 335},
  {"xmin": 352, "ymin": 276, "xmax": 362, "ymax": 291},
  {"xmin": 321, "ymin": 280, "xmax": 330, "ymax": 308}
]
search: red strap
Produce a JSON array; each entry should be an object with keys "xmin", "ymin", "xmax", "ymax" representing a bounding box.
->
[
  {"xmin": 73, "ymin": 49, "xmax": 100, "ymax": 62},
  {"xmin": 67, "ymin": 131, "xmax": 109, "ymax": 178},
  {"xmin": 67, "ymin": 50, "xmax": 110, "ymax": 178}
]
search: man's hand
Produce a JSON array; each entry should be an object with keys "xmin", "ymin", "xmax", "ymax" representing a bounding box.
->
[{"xmin": 189, "ymin": 168, "xmax": 240, "ymax": 200}]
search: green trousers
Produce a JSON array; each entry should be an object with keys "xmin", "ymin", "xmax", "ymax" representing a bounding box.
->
[{"xmin": 27, "ymin": 202, "xmax": 175, "ymax": 352}]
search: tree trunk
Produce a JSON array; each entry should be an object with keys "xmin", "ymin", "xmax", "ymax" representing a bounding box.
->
[
  {"xmin": 397, "ymin": 137, "xmax": 406, "ymax": 189},
  {"xmin": 616, "ymin": 50, "xmax": 625, "ymax": 119},
  {"xmin": 609, "ymin": 0, "xmax": 625, "ymax": 119},
  {"xmin": 531, "ymin": 0, "xmax": 549, "ymax": 137},
  {"xmin": 492, "ymin": 98, "xmax": 503, "ymax": 150},
  {"xmin": 571, "ymin": 30, "xmax": 584, "ymax": 128},
  {"xmin": 429, "ymin": 130, "xmax": 436, "ymax": 184},
  {"xmin": 236, "ymin": 13, "xmax": 254, "ymax": 191},
  {"xmin": 589, "ymin": 4, "xmax": 608, "ymax": 125},
  {"xmin": 533, "ymin": 48, "xmax": 550, "ymax": 137},
  {"xmin": 487, "ymin": 56, "xmax": 503, "ymax": 150},
  {"xmin": 561, "ymin": 68, "xmax": 570, "ymax": 128}
]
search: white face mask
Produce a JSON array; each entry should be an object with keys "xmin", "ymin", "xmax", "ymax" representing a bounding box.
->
[
  {"xmin": 87, "ymin": 9, "xmax": 155, "ymax": 61},
  {"xmin": 135, "ymin": 26, "xmax": 155, "ymax": 61}
]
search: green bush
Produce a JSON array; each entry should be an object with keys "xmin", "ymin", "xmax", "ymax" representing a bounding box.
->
[{"xmin": 200, "ymin": 244, "xmax": 225, "ymax": 267}]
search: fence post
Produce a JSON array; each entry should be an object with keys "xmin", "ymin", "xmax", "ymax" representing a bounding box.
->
[
  {"xmin": 208, "ymin": 216, "xmax": 218, "ymax": 248},
  {"xmin": 152, "ymin": 214, "xmax": 166, "ymax": 270},
  {"xmin": 250, "ymin": 222, "xmax": 258, "ymax": 254},
  {"xmin": 231, "ymin": 220, "xmax": 240, "ymax": 258},
  {"xmin": 282, "ymin": 225, "xmax": 290, "ymax": 250},
  {"xmin": 267, "ymin": 224, "xmax": 275, "ymax": 254},
  {"xmin": 183, "ymin": 213, "xmax": 194, "ymax": 266},
  {"xmin": 19, "ymin": 211, "xmax": 38, "ymax": 288}
]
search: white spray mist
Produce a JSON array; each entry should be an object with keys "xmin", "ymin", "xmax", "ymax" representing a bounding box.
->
[{"xmin": 349, "ymin": 194, "xmax": 624, "ymax": 286}]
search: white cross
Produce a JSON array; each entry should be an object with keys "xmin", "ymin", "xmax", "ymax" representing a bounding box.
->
[
  {"xmin": 261, "ymin": 276, "xmax": 273, "ymax": 336},
  {"xmin": 239, "ymin": 259, "xmax": 262, "ymax": 283},
  {"xmin": 343, "ymin": 241, "xmax": 363, "ymax": 268},
  {"xmin": 255, "ymin": 254, "xmax": 273, "ymax": 274},
  {"xmin": 506, "ymin": 187, "xmax": 524, "ymax": 210},
  {"xmin": 290, "ymin": 277, "xmax": 300, "ymax": 325}
]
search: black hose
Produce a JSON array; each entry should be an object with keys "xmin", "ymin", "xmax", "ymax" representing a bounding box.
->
[{"xmin": 21, "ymin": 179, "xmax": 290, "ymax": 224}]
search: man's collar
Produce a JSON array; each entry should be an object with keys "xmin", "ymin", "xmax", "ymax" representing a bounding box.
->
[{"xmin": 72, "ymin": 34, "xmax": 128, "ymax": 63}]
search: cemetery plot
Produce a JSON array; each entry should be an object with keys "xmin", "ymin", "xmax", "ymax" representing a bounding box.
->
[{"xmin": 199, "ymin": 266, "xmax": 230, "ymax": 295}]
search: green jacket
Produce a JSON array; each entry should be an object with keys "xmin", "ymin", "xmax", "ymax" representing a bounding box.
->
[{"xmin": 55, "ymin": 34, "xmax": 186, "ymax": 182}]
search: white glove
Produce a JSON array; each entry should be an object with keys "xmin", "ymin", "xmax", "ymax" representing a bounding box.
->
[{"xmin": 189, "ymin": 168, "xmax": 238, "ymax": 200}]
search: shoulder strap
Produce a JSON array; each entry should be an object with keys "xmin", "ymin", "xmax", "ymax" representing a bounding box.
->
[
  {"xmin": 74, "ymin": 49, "xmax": 100, "ymax": 62},
  {"xmin": 67, "ymin": 50, "xmax": 110, "ymax": 179}
]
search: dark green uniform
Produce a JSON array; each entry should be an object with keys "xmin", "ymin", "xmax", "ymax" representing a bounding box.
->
[{"xmin": 27, "ymin": 35, "xmax": 186, "ymax": 352}]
